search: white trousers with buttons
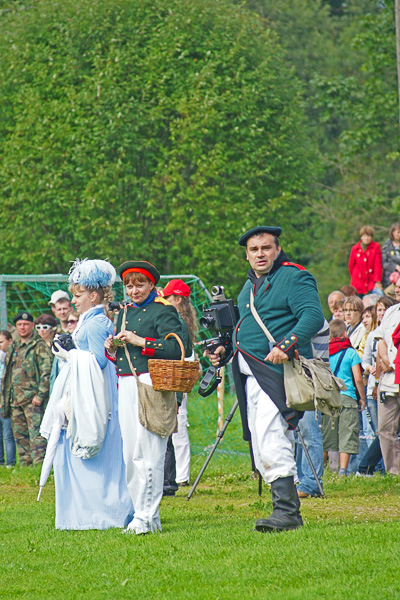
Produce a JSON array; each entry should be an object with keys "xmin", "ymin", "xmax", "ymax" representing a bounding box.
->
[
  {"xmin": 239, "ymin": 354, "xmax": 298, "ymax": 485},
  {"xmin": 118, "ymin": 374, "xmax": 168, "ymax": 534}
]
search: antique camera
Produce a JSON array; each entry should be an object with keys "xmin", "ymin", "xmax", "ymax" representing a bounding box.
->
[
  {"xmin": 197, "ymin": 286, "xmax": 239, "ymax": 397},
  {"xmin": 200, "ymin": 286, "xmax": 239, "ymax": 334}
]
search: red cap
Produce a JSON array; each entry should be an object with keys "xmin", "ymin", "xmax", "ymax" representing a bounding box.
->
[{"xmin": 162, "ymin": 279, "xmax": 191, "ymax": 297}]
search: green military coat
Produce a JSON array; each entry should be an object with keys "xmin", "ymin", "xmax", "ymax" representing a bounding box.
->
[
  {"xmin": 114, "ymin": 296, "xmax": 186, "ymax": 375},
  {"xmin": 234, "ymin": 258, "xmax": 324, "ymax": 374}
]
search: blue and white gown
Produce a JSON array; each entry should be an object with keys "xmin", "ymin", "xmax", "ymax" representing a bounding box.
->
[{"xmin": 41, "ymin": 305, "xmax": 134, "ymax": 530}]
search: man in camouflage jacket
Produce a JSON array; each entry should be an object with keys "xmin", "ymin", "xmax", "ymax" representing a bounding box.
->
[{"xmin": 1, "ymin": 312, "xmax": 52, "ymax": 465}]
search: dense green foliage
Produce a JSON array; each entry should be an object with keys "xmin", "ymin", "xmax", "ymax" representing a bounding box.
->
[
  {"xmin": 0, "ymin": 0, "xmax": 399, "ymax": 302},
  {"xmin": 246, "ymin": 0, "xmax": 400, "ymax": 299},
  {"xmin": 1, "ymin": 461, "xmax": 400, "ymax": 599},
  {"xmin": 0, "ymin": 0, "xmax": 315, "ymax": 296}
]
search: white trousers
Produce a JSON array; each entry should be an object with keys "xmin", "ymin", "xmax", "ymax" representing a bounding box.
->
[
  {"xmin": 172, "ymin": 393, "xmax": 191, "ymax": 484},
  {"xmin": 118, "ymin": 375, "xmax": 168, "ymax": 534},
  {"xmin": 239, "ymin": 355, "xmax": 297, "ymax": 485}
]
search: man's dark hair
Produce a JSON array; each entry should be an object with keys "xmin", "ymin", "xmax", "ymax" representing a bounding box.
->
[{"xmin": 248, "ymin": 233, "xmax": 280, "ymax": 248}]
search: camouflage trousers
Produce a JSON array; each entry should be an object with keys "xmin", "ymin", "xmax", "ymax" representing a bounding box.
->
[{"xmin": 11, "ymin": 403, "xmax": 47, "ymax": 466}]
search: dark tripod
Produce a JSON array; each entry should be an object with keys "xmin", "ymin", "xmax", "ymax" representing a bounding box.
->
[{"xmin": 187, "ymin": 399, "xmax": 325, "ymax": 500}]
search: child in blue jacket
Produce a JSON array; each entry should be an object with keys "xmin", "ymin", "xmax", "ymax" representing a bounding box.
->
[{"xmin": 323, "ymin": 319, "xmax": 366, "ymax": 476}]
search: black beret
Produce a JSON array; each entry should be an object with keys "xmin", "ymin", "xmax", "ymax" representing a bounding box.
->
[
  {"xmin": 117, "ymin": 261, "xmax": 160, "ymax": 285},
  {"xmin": 13, "ymin": 311, "xmax": 34, "ymax": 324},
  {"xmin": 238, "ymin": 226, "xmax": 282, "ymax": 247}
]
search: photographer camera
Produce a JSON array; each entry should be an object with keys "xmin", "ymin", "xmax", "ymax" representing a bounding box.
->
[
  {"xmin": 197, "ymin": 286, "xmax": 238, "ymax": 396},
  {"xmin": 204, "ymin": 226, "xmax": 324, "ymax": 533}
]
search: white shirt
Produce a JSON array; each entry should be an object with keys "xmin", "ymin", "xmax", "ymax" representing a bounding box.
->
[{"xmin": 374, "ymin": 303, "xmax": 400, "ymax": 394}]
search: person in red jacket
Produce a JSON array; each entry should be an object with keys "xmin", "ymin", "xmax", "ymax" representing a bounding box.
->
[{"xmin": 348, "ymin": 225, "xmax": 383, "ymax": 296}]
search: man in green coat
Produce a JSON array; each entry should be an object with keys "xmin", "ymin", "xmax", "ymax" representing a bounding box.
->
[
  {"xmin": 2, "ymin": 312, "xmax": 52, "ymax": 465},
  {"xmin": 208, "ymin": 226, "xmax": 324, "ymax": 532}
]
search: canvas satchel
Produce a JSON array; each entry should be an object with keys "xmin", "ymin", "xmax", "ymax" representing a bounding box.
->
[
  {"xmin": 249, "ymin": 290, "xmax": 345, "ymax": 418},
  {"xmin": 122, "ymin": 307, "xmax": 178, "ymax": 438}
]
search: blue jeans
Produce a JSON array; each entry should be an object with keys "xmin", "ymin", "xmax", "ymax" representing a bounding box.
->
[
  {"xmin": 296, "ymin": 411, "xmax": 324, "ymax": 496},
  {"xmin": 358, "ymin": 436, "xmax": 384, "ymax": 474},
  {"xmin": 0, "ymin": 416, "xmax": 16, "ymax": 466},
  {"xmin": 366, "ymin": 396, "xmax": 378, "ymax": 432}
]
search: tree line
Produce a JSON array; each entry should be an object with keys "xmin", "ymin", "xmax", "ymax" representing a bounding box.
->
[{"xmin": 0, "ymin": 0, "xmax": 398, "ymax": 302}]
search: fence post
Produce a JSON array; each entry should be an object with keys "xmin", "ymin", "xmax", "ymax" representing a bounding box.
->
[{"xmin": 0, "ymin": 279, "xmax": 7, "ymax": 329}]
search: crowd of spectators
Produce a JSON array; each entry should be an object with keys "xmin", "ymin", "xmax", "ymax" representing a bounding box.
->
[
  {"xmin": 320, "ymin": 223, "xmax": 400, "ymax": 479},
  {"xmin": 1, "ymin": 222, "xmax": 399, "ymax": 498}
]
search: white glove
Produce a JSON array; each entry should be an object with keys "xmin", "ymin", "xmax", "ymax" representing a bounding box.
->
[{"xmin": 52, "ymin": 340, "xmax": 70, "ymax": 361}]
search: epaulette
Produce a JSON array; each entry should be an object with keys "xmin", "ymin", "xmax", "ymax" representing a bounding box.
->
[
  {"xmin": 155, "ymin": 297, "xmax": 171, "ymax": 305},
  {"xmin": 282, "ymin": 261, "xmax": 307, "ymax": 271}
]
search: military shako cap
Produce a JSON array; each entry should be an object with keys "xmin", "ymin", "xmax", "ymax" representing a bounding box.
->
[
  {"xmin": 118, "ymin": 261, "xmax": 160, "ymax": 285},
  {"xmin": 238, "ymin": 226, "xmax": 282, "ymax": 247},
  {"xmin": 13, "ymin": 311, "xmax": 34, "ymax": 323}
]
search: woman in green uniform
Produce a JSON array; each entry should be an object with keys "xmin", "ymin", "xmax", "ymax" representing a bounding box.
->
[{"xmin": 104, "ymin": 261, "xmax": 183, "ymax": 535}]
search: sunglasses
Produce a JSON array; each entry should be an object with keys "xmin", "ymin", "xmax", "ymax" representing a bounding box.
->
[
  {"xmin": 67, "ymin": 319, "xmax": 78, "ymax": 324},
  {"xmin": 35, "ymin": 324, "xmax": 53, "ymax": 331}
]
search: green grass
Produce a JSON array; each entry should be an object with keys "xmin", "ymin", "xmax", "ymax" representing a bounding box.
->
[{"xmin": 1, "ymin": 458, "xmax": 400, "ymax": 600}]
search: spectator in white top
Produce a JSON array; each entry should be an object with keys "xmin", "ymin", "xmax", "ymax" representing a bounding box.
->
[{"xmin": 373, "ymin": 302, "xmax": 400, "ymax": 475}]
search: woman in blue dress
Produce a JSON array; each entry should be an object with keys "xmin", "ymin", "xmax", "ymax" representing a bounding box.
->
[{"xmin": 41, "ymin": 259, "xmax": 133, "ymax": 530}]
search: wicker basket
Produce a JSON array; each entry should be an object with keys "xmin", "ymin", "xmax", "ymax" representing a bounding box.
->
[{"xmin": 148, "ymin": 332, "xmax": 200, "ymax": 392}]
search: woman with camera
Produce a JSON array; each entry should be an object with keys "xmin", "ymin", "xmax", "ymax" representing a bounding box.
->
[
  {"xmin": 41, "ymin": 259, "xmax": 133, "ymax": 530},
  {"xmin": 104, "ymin": 261, "xmax": 183, "ymax": 535}
]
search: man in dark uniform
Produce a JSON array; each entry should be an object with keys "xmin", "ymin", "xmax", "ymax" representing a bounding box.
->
[
  {"xmin": 208, "ymin": 226, "xmax": 324, "ymax": 532},
  {"xmin": 2, "ymin": 312, "xmax": 52, "ymax": 465}
]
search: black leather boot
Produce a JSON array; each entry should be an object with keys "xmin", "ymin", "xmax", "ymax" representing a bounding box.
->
[{"xmin": 255, "ymin": 476, "xmax": 303, "ymax": 532}]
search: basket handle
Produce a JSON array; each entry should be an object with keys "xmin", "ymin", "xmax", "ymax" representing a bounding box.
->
[{"xmin": 164, "ymin": 332, "xmax": 185, "ymax": 362}]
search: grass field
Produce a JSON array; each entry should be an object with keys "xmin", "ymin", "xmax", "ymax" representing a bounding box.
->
[{"xmin": 1, "ymin": 454, "xmax": 400, "ymax": 600}]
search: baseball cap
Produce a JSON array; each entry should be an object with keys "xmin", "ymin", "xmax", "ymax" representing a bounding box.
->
[
  {"xmin": 48, "ymin": 290, "xmax": 70, "ymax": 306},
  {"xmin": 162, "ymin": 279, "xmax": 191, "ymax": 297}
]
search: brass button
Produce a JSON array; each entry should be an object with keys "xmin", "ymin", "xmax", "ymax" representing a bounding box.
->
[
  {"xmin": 158, "ymin": 343, "xmax": 162, "ymax": 347},
  {"xmin": 246, "ymin": 304, "xmax": 249, "ymax": 308},
  {"xmin": 280, "ymin": 345, "xmax": 285, "ymax": 349},
  {"xmin": 291, "ymin": 336, "xmax": 296, "ymax": 340},
  {"xmin": 237, "ymin": 341, "xmax": 240, "ymax": 345},
  {"xmin": 147, "ymin": 342, "xmax": 151, "ymax": 346},
  {"xmin": 285, "ymin": 340, "xmax": 290, "ymax": 345},
  {"xmin": 133, "ymin": 356, "xmax": 137, "ymax": 360},
  {"xmin": 119, "ymin": 357, "xmax": 123, "ymax": 361},
  {"xmin": 138, "ymin": 318, "xmax": 141, "ymax": 322},
  {"xmin": 143, "ymin": 309, "xmax": 146, "ymax": 312}
]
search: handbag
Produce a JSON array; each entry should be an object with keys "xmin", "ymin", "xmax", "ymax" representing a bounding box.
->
[
  {"xmin": 122, "ymin": 307, "xmax": 178, "ymax": 438},
  {"xmin": 249, "ymin": 290, "xmax": 345, "ymax": 418}
]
